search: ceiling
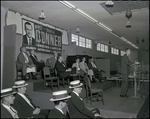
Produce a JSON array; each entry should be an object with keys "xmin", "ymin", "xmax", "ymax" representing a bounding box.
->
[{"xmin": 1, "ymin": 1, "xmax": 149, "ymax": 51}]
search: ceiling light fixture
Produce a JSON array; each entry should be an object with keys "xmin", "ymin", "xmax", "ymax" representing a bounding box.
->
[
  {"xmin": 59, "ymin": 1, "xmax": 139, "ymax": 49},
  {"xmin": 75, "ymin": 9, "xmax": 98, "ymax": 23},
  {"xmin": 121, "ymin": 37, "xmax": 139, "ymax": 49},
  {"xmin": 96, "ymin": 22, "xmax": 112, "ymax": 32},
  {"xmin": 59, "ymin": 1, "xmax": 75, "ymax": 9},
  {"xmin": 110, "ymin": 31, "xmax": 121, "ymax": 39},
  {"xmin": 125, "ymin": 9, "xmax": 132, "ymax": 28},
  {"xmin": 105, "ymin": 1, "xmax": 114, "ymax": 7},
  {"xmin": 39, "ymin": 10, "xmax": 46, "ymax": 20},
  {"xmin": 76, "ymin": 26, "xmax": 80, "ymax": 33}
]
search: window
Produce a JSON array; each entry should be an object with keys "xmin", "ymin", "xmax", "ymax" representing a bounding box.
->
[
  {"xmin": 116, "ymin": 49, "xmax": 119, "ymax": 55},
  {"xmin": 97, "ymin": 43, "xmax": 101, "ymax": 51},
  {"xmin": 100, "ymin": 44, "xmax": 105, "ymax": 52},
  {"xmin": 105, "ymin": 45, "xmax": 108, "ymax": 53},
  {"xmin": 97, "ymin": 43, "xmax": 108, "ymax": 53},
  {"xmin": 121, "ymin": 50, "xmax": 125, "ymax": 56},
  {"xmin": 86, "ymin": 39, "xmax": 92, "ymax": 49},
  {"xmin": 79, "ymin": 36, "xmax": 85, "ymax": 47},
  {"xmin": 71, "ymin": 34, "xmax": 78, "ymax": 46},
  {"xmin": 111, "ymin": 47, "xmax": 114, "ymax": 54},
  {"xmin": 111, "ymin": 47, "xmax": 119, "ymax": 55},
  {"xmin": 71, "ymin": 34, "xmax": 92, "ymax": 49}
]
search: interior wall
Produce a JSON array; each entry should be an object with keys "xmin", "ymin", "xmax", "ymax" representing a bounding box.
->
[
  {"xmin": 1, "ymin": 6, "xmax": 8, "ymax": 89},
  {"xmin": 1, "ymin": 7, "xmax": 140, "ymax": 87},
  {"xmin": 138, "ymin": 50, "xmax": 149, "ymax": 73}
]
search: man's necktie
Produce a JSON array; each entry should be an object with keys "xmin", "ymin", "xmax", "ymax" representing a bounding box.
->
[
  {"xmin": 92, "ymin": 62, "xmax": 97, "ymax": 68},
  {"xmin": 62, "ymin": 62, "xmax": 66, "ymax": 67},
  {"xmin": 29, "ymin": 38, "xmax": 32, "ymax": 45},
  {"xmin": 33, "ymin": 55, "xmax": 38, "ymax": 62}
]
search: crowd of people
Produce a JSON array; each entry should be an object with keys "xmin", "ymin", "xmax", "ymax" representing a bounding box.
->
[
  {"xmin": 16, "ymin": 46, "xmax": 105, "ymax": 83},
  {"xmin": 1, "ymin": 47, "xmax": 140, "ymax": 118},
  {"xmin": 1, "ymin": 80, "xmax": 104, "ymax": 118}
]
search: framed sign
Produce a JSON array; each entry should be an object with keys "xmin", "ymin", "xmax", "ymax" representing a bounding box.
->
[{"xmin": 22, "ymin": 18, "xmax": 62, "ymax": 54}]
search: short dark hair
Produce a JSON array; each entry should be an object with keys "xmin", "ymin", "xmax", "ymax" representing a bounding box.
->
[{"xmin": 24, "ymin": 22, "xmax": 32, "ymax": 29}]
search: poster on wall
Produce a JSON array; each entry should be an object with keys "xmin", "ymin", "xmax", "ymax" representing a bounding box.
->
[{"xmin": 22, "ymin": 18, "xmax": 62, "ymax": 54}]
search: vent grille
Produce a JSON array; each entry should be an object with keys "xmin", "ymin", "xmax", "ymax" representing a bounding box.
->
[{"xmin": 100, "ymin": 1, "xmax": 149, "ymax": 15}]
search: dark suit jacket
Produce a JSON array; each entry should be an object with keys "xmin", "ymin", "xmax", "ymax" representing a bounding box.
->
[
  {"xmin": 121, "ymin": 54, "xmax": 132, "ymax": 75},
  {"xmin": 1, "ymin": 105, "xmax": 14, "ymax": 118},
  {"xmin": 30, "ymin": 54, "xmax": 38, "ymax": 65},
  {"xmin": 13, "ymin": 93, "xmax": 37, "ymax": 118},
  {"xmin": 68, "ymin": 92, "xmax": 95, "ymax": 118},
  {"xmin": 55, "ymin": 60, "xmax": 71, "ymax": 78},
  {"xmin": 48, "ymin": 108, "xmax": 68, "ymax": 118},
  {"xmin": 22, "ymin": 35, "xmax": 36, "ymax": 46}
]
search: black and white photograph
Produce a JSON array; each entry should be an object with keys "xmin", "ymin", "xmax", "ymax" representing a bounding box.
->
[{"xmin": 1, "ymin": 1, "xmax": 149, "ymax": 118}]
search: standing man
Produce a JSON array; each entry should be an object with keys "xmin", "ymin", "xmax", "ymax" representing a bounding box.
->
[
  {"xmin": 68, "ymin": 80, "xmax": 103, "ymax": 118},
  {"xmin": 120, "ymin": 48, "xmax": 133, "ymax": 97},
  {"xmin": 1, "ymin": 88, "xmax": 19, "ymax": 118},
  {"xmin": 48, "ymin": 90, "xmax": 71, "ymax": 118},
  {"xmin": 12, "ymin": 80, "xmax": 50, "ymax": 118},
  {"xmin": 17, "ymin": 46, "xmax": 37, "ymax": 80},
  {"xmin": 22, "ymin": 22, "xmax": 36, "ymax": 46}
]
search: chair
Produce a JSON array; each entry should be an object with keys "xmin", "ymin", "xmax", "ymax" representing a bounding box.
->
[
  {"xmin": 43, "ymin": 66, "xmax": 59, "ymax": 90},
  {"xmin": 15, "ymin": 60, "xmax": 33, "ymax": 80},
  {"xmin": 15, "ymin": 60, "xmax": 23, "ymax": 80},
  {"xmin": 36, "ymin": 60, "xmax": 46, "ymax": 79},
  {"xmin": 55, "ymin": 69, "xmax": 68, "ymax": 88},
  {"xmin": 83, "ymin": 76, "xmax": 104, "ymax": 105}
]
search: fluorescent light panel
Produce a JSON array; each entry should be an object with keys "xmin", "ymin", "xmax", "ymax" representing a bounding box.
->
[
  {"xmin": 59, "ymin": 1, "xmax": 139, "ymax": 49},
  {"xmin": 97, "ymin": 22, "xmax": 112, "ymax": 32},
  {"xmin": 110, "ymin": 31, "xmax": 120, "ymax": 38},
  {"xmin": 120, "ymin": 37, "xmax": 139, "ymax": 49},
  {"xmin": 75, "ymin": 9, "xmax": 98, "ymax": 23},
  {"xmin": 59, "ymin": 1, "xmax": 75, "ymax": 9}
]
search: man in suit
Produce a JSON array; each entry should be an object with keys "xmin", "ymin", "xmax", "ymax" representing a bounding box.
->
[
  {"xmin": 48, "ymin": 90, "xmax": 71, "ymax": 118},
  {"xmin": 22, "ymin": 21, "xmax": 36, "ymax": 46},
  {"xmin": 55, "ymin": 55, "xmax": 75, "ymax": 79},
  {"xmin": 68, "ymin": 80, "xmax": 103, "ymax": 118},
  {"xmin": 30, "ymin": 49, "xmax": 45, "ymax": 71},
  {"xmin": 12, "ymin": 80, "xmax": 50, "ymax": 118},
  {"xmin": 46, "ymin": 51, "xmax": 58, "ymax": 76},
  {"xmin": 1, "ymin": 88, "xmax": 19, "ymax": 118},
  {"xmin": 49, "ymin": 51, "xmax": 58, "ymax": 69},
  {"xmin": 17, "ymin": 46, "xmax": 36, "ymax": 80},
  {"xmin": 120, "ymin": 48, "xmax": 134, "ymax": 98},
  {"xmin": 88, "ymin": 57, "xmax": 105, "ymax": 82}
]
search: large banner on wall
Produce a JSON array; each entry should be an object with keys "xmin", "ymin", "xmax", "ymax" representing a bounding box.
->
[{"xmin": 22, "ymin": 18, "xmax": 62, "ymax": 54}]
